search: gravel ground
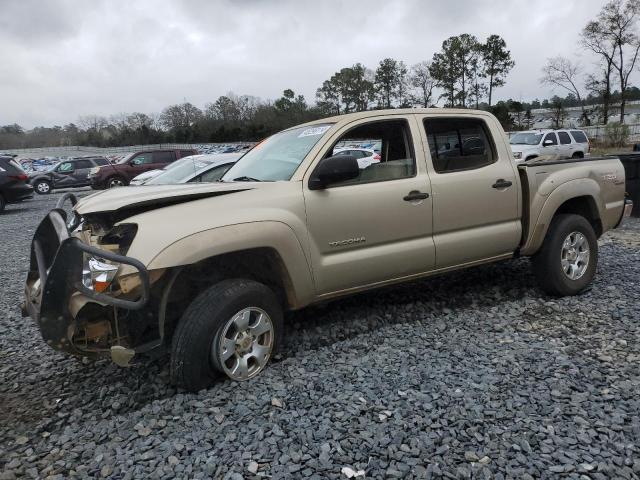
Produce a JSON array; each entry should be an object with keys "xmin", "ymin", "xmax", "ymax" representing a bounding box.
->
[{"xmin": 1, "ymin": 191, "xmax": 639, "ymax": 480}]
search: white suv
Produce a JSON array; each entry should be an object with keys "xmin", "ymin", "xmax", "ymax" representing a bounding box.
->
[{"xmin": 510, "ymin": 129, "xmax": 590, "ymax": 162}]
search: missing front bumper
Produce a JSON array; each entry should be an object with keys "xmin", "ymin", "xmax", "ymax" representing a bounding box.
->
[{"xmin": 23, "ymin": 198, "xmax": 151, "ymax": 356}]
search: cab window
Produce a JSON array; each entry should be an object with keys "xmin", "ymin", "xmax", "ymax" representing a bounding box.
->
[
  {"xmin": 321, "ymin": 120, "xmax": 415, "ymax": 187},
  {"xmin": 131, "ymin": 153, "xmax": 153, "ymax": 165},
  {"xmin": 423, "ymin": 118, "xmax": 495, "ymax": 173},
  {"xmin": 544, "ymin": 133, "xmax": 558, "ymax": 145},
  {"xmin": 154, "ymin": 151, "xmax": 177, "ymax": 163},
  {"xmin": 557, "ymin": 131, "xmax": 572, "ymax": 145}
]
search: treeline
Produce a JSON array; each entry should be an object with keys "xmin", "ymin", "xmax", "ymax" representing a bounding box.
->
[
  {"xmin": 0, "ymin": 32, "xmax": 516, "ymax": 150},
  {"xmin": 3, "ymin": 0, "xmax": 640, "ymax": 150}
]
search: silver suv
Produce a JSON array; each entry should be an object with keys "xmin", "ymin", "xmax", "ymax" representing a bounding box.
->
[{"xmin": 510, "ymin": 129, "xmax": 590, "ymax": 162}]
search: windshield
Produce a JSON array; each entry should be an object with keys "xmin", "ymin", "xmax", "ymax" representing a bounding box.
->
[
  {"xmin": 221, "ymin": 124, "xmax": 333, "ymax": 182},
  {"xmin": 510, "ymin": 132, "xmax": 543, "ymax": 145}
]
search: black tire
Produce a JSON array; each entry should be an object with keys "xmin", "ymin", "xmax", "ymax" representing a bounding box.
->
[
  {"xmin": 571, "ymin": 152, "xmax": 584, "ymax": 159},
  {"xmin": 107, "ymin": 176, "xmax": 127, "ymax": 188},
  {"xmin": 170, "ymin": 279, "xmax": 283, "ymax": 392},
  {"xmin": 34, "ymin": 180, "xmax": 52, "ymax": 194},
  {"xmin": 0, "ymin": 194, "xmax": 5, "ymax": 212},
  {"xmin": 532, "ymin": 214, "xmax": 598, "ymax": 296}
]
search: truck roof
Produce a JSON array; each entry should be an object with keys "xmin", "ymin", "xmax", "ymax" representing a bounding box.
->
[{"xmin": 296, "ymin": 108, "xmax": 497, "ymax": 129}]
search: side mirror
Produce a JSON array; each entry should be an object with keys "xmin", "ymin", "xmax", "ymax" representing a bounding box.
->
[
  {"xmin": 543, "ymin": 140, "xmax": 554, "ymax": 147},
  {"xmin": 309, "ymin": 155, "xmax": 360, "ymax": 190}
]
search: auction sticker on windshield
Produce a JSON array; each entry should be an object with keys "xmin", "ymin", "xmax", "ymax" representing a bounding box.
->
[{"xmin": 299, "ymin": 126, "xmax": 331, "ymax": 137}]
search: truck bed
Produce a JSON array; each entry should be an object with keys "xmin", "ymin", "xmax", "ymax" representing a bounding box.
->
[{"xmin": 517, "ymin": 156, "xmax": 627, "ymax": 256}]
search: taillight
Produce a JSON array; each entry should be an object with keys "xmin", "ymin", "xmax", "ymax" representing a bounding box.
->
[
  {"xmin": 588, "ymin": 140, "xmax": 591, "ymax": 153},
  {"xmin": 8, "ymin": 174, "xmax": 28, "ymax": 181},
  {"xmin": 374, "ymin": 154, "xmax": 381, "ymax": 161}
]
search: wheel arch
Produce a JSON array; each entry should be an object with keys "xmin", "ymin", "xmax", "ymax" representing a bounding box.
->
[
  {"xmin": 521, "ymin": 179, "xmax": 604, "ymax": 255},
  {"xmin": 147, "ymin": 221, "xmax": 315, "ymax": 314}
]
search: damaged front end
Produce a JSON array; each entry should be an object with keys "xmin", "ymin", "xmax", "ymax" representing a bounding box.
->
[{"xmin": 23, "ymin": 193, "xmax": 166, "ymax": 366}]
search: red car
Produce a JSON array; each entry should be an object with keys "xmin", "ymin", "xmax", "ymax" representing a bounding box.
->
[{"xmin": 89, "ymin": 149, "xmax": 198, "ymax": 189}]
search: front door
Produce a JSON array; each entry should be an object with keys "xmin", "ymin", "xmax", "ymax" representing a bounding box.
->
[
  {"xmin": 542, "ymin": 132, "xmax": 561, "ymax": 159},
  {"xmin": 303, "ymin": 117, "xmax": 435, "ymax": 296},
  {"xmin": 420, "ymin": 115, "xmax": 521, "ymax": 268},
  {"xmin": 51, "ymin": 161, "xmax": 76, "ymax": 188}
]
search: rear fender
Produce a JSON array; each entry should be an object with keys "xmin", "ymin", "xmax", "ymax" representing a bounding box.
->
[{"xmin": 521, "ymin": 178, "xmax": 604, "ymax": 255}]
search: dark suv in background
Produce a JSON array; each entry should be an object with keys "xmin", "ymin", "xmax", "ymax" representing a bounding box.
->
[
  {"xmin": 89, "ymin": 149, "xmax": 198, "ymax": 189},
  {"xmin": 0, "ymin": 156, "xmax": 33, "ymax": 212},
  {"xmin": 29, "ymin": 156, "xmax": 110, "ymax": 194}
]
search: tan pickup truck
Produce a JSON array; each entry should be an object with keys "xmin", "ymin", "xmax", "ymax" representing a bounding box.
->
[{"xmin": 23, "ymin": 109, "xmax": 632, "ymax": 391}]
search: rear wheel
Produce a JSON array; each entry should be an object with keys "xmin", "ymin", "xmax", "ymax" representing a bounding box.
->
[
  {"xmin": 34, "ymin": 180, "xmax": 52, "ymax": 194},
  {"xmin": 0, "ymin": 194, "xmax": 5, "ymax": 212},
  {"xmin": 107, "ymin": 176, "xmax": 126, "ymax": 188},
  {"xmin": 170, "ymin": 279, "xmax": 283, "ymax": 392},
  {"xmin": 532, "ymin": 214, "xmax": 598, "ymax": 296},
  {"xmin": 571, "ymin": 152, "xmax": 584, "ymax": 159}
]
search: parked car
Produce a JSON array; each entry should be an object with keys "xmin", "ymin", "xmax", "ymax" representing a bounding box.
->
[
  {"xmin": 29, "ymin": 156, "xmax": 110, "ymax": 194},
  {"xmin": 510, "ymin": 129, "xmax": 590, "ymax": 162},
  {"xmin": 333, "ymin": 147, "xmax": 380, "ymax": 169},
  {"xmin": 88, "ymin": 149, "xmax": 198, "ymax": 189},
  {"xmin": 129, "ymin": 153, "xmax": 239, "ymax": 186},
  {"xmin": 0, "ymin": 155, "xmax": 33, "ymax": 212},
  {"xmin": 23, "ymin": 109, "xmax": 632, "ymax": 391},
  {"xmin": 129, "ymin": 168, "xmax": 166, "ymax": 186},
  {"xmin": 143, "ymin": 153, "xmax": 241, "ymax": 185}
]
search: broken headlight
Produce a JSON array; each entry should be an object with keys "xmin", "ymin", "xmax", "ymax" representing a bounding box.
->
[
  {"xmin": 82, "ymin": 257, "xmax": 119, "ymax": 293},
  {"xmin": 100, "ymin": 223, "xmax": 138, "ymax": 255}
]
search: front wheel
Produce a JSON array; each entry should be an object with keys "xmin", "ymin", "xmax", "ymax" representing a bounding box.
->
[
  {"xmin": 170, "ymin": 279, "xmax": 283, "ymax": 392},
  {"xmin": 34, "ymin": 180, "xmax": 52, "ymax": 194},
  {"xmin": 107, "ymin": 176, "xmax": 126, "ymax": 188},
  {"xmin": 532, "ymin": 214, "xmax": 598, "ymax": 296}
]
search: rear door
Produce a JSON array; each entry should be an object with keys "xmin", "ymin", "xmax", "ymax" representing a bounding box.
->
[
  {"xmin": 151, "ymin": 151, "xmax": 177, "ymax": 171},
  {"xmin": 419, "ymin": 114, "xmax": 521, "ymax": 268},
  {"xmin": 542, "ymin": 132, "xmax": 560, "ymax": 159},
  {"xmin": 557, "ymin": 131, "xmax": 573, "ymax": 158},
  {"xmin": 71, "ymin": 159, "xmax": 93, "ymax": 186}
]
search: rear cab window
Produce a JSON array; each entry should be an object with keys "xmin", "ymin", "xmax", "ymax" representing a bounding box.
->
[{"xmin": 423, "ymin": 117, "xmax": 496, "ymax": 173}]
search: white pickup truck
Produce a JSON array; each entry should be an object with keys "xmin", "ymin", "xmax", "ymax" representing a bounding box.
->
[{"xmin": 24, "ymin": 109, "xmax": 631, "ymax": 391}]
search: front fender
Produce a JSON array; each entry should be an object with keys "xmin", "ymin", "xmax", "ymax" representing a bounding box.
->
[
  {"xmin": 521, "ymin": 178, "xmax": 604, "ymax": 256},
  {"xmin": 147, "ymin": 221, "xmax": 315, "ymax": 308}
]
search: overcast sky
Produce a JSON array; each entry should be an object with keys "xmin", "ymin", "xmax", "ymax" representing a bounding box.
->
[{"xmin": 0, "ymin": 0, "xmax": 619, "ymax": 128}]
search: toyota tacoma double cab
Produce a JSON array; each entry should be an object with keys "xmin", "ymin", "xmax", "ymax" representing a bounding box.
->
[{"xmin": 23, "ymin": 109, "xmax": 632, "ymax": 391}]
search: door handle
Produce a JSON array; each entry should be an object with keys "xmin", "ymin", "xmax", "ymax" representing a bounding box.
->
[
  {"xmin": 492, "ymin": 179, "xmax": 513, "ymax": 189},
  {"xmin": 403, "ymin": 190, "xmax": 430, "ymax": 201}
]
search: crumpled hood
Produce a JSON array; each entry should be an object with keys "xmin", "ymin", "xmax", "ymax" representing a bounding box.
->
[{"xmin": 76, "ymin": 182, "xmax": 253, "ymax": 215}]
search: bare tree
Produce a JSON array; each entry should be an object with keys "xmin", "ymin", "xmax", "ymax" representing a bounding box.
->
[
  {"xmin": 409, "ymin": 62, "xmax": 436, "ymax": 107},
  {"xmin": 581, "ymin": 20, "xmax": 618, "ymax": 124},
  {"xmin": 598, "ymin": 0, "xmax": 640, "ymax": 123},
  {"xmin": 541, "ymin": 57, "xmax": 589, "ymax": 125}
]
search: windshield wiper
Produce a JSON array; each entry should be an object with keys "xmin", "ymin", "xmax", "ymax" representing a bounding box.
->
[{"xmin": 233, "ymin": 176, "xmax": 262, "ymax": 182}]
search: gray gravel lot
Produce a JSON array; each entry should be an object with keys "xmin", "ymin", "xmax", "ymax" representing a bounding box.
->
[{"xmin": 1, "ymin": 191, "xmax": 639, "ymax": 480}]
